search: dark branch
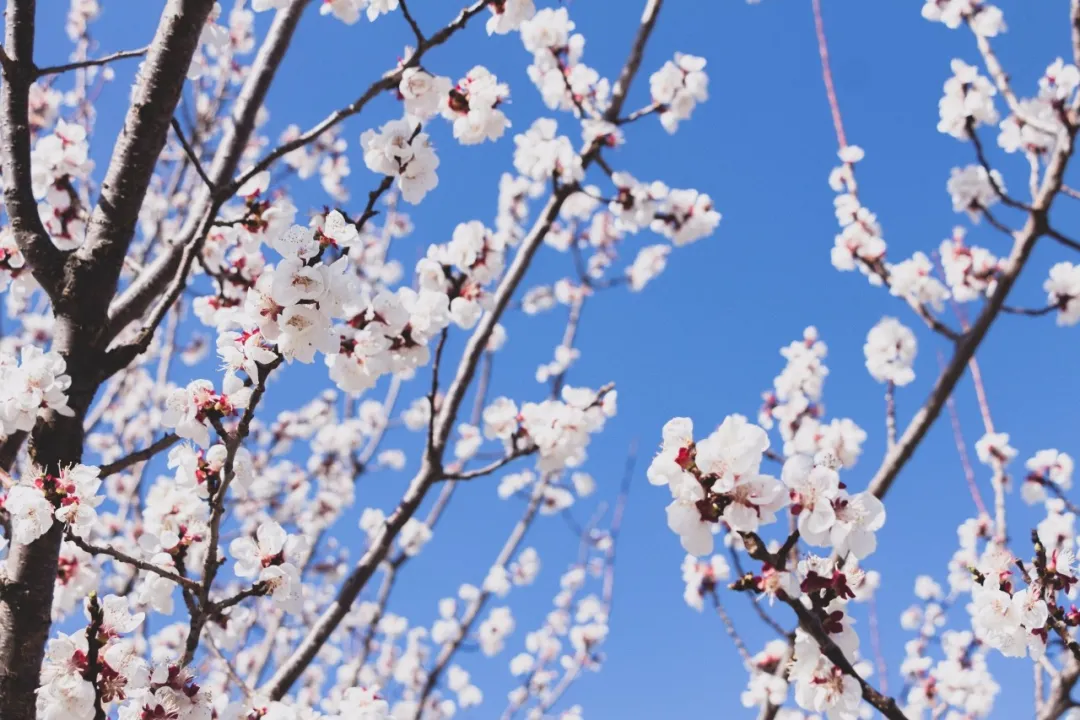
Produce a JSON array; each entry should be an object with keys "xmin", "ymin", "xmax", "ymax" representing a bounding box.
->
[
  {"xmin": 170, "ymin": 117, "xmax": 215, "ymax": 191},
  {"xmin": 66, "ymin": 532, "xmax": 200, "ymax": 590},
  {"xmin": 98, "ymin": 433, "xmax": 180, "ymax": 477},
  {"xmin": 35, "ymin": 45, "xmax": 148, "ymax": 77}
]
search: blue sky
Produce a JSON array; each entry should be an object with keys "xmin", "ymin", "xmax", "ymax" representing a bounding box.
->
[{"xmin": 29, "ymin": 0, "xmax": 1080, "ymax": 716}]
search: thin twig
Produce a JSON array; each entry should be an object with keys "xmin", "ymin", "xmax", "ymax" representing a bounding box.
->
[
  {"xmin": 170, "ymin": 117, "xmax": 214, "ymax": 191},
  {"xmin": 940, "ymin": 353, "xmax": 990, "ymax": 518},
  {"xmin": 98, "ymin": 433, "xmax": 180, "ymax": 477},
  {"xmin": 66, "ymin": 532, "xmax": 200, "ymax": 590},
  {"xmin": 885, "ymin": 381, "xmax": 897, "ymax": 450},
  {"xmin": 398, "ymin": 0, "xmax": 425, "ymax": 44},
  {"xmin": 1048, "ymin": 226, "xmax": 1080, "ymax": 252},
  {"xmin": 1002, "ymin": 303, "xmax": 1058, "ymax": 317},
  {"xmin": 710, "ymin": 590, "xmax": 752, "ymax": 663},
  {"xmin": 35, "ymin": 45, "xmax": 149, "ymax": 77}
]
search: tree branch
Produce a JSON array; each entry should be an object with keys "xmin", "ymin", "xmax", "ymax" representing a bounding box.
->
[
  {"xmin": 398, "ymin": 0, "xmax": 425, "ymax": 45},
  {"xmin": 258, "ymin": 1, "xmax": 665, "ymax": 699},
  {"xmin": 35, "ymin": 45, "xmax": 148, "ymax": 77},
  {"xmin": 72, "ymin": 0, "xmax": 217, "ymax": 330},
  {"xmin": 0, "ymin": 0, "xmax": 66, "ymax": 301},
  {"xmin": 66, "ymin": 532, "xmax": 200, "ymax": 590},
  {"xmin": 170, "ymin": 117, "xmax": 214, "ymax": 191},
  {"xmin": 98, "ymin": 433, "xmax": 180, "ymax": 477},
  {"xmin": 740, "ymin": 532, "xmax": 908, "ymax": 720},
  {"xmin": 440, "ymin": 446, "xmax": 537, "ymax": 481},
  {"xmin": 227, "ymin": 0, "xmax": 489, "ymax": 198},
  {"xmin": 106, "ymin": 0, "xmax": 310, "ymax": 338}
]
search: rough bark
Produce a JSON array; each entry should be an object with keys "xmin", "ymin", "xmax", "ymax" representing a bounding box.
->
[{"xmin": 0, "ymin": 1, "xmax": 215, "ymax": 717}]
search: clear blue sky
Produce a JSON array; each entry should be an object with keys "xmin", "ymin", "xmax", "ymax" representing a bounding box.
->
[{"xmin": 32, "ymin": 0, "xmax": 1080, "ymax": 716}]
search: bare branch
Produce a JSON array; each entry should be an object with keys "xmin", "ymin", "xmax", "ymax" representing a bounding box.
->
[
  {"xmin": 441, "ymin": 446, "xmax": 538, "ymax": 481},
  {"xmin": 74, "ymin": 0, "xmax": 218, "ymax": 322},
  {"xmin": 941, "ymin": 354, "xmax": 990, "ymax": 518},
  {"xmin": 35, "ymin": 45, "xmax": 148, "ymax": 77},
  {"xmin": 66, "ymin": 532, "xmax": 200, "ymax": 591},
  {"xmin": 398, "ymin": 0, "xmax": 425, "ymax": 45},
  {"xmin": 811, "ymin": 0, "xmax": 848, "ymax": 148},
  {"xmin": 969, "ymin": 124, "xmax": 1031, "ymax": 210},
  {"xmin": 616, "ymin": 102, "xmax": 661, "ymax": 125},
  {"xmin": 1048, "ymin": 226, "xmax": 1080, "ymax": 252},
  {"xmin": 98, "ymin": 433, "xmax": 180, "ymax": 477},
  {"xmin": 1002, "ymin": 303, "xmax": 1059, "ymax": 317},
  {"xmin": 0, "ymin": 0, "xmax": 66, "ymax": 300},
  {"xmin": 710, "ymin": 590, "xmax": 752, "ymax": 663},
  {"xmin": 170, "ymin": 117, "xmax": 215, "ymax": 192},
  {"xmin": 981, "ymin": 206, "xmax": 1017, "ymax": 237}
]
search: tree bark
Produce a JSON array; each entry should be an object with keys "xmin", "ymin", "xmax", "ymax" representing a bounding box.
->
[{"xmin": 0, "ymin": 1, "xmax": 215, "ymax": 717}]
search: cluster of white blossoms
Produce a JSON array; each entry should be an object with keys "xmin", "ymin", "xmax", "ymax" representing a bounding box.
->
[
  {"xmin": 863, "ymin": 316, "xmax": 917, "ymax": 386},
  {"xmin": 482, "ymin": 385, "xmax": 617, "ymax": 472},
  {"xmin": 504, "ymin": 554, "xmax": 612, "ymax": 712},
  {"xmin": 784, "ymin": 453, "xmax": 886, "ymax": 559},
  {"xmin": 1044, "ymin": 261, "xmax": 1080, "ymax": 326},
  {"xmin": 395, "ymin": 63, "xmax": 511, "ymax": 149},
  {"xmin": 162, "ymin": 376, "xmax": 253, "ymax": 448},
  {"xmin": 649, "ymin": 327, "xmax": 896, "ymax": 719},
  {"xmin": 971, "ymin": 580, "xmax": 1049, "ymax": 659},
  {"xmin": 513, "ymin": 117, "xmax": 583, "ymax": 184},
  {"xmin": 829, "ymin": 143, "xmax": 954, "ymax": 319},
  {"xmin": 680, "ymin": 553, "xmax": 730, "ymax": 611},
  {"xmin": 36, "ymin": 595, "xmax": 155, "ymax": 720},
  {"xmin": 6, "ymin": 464, "xmax": 102, "ymax": 544},
  {"xmin": 0, "ymin": 228, "xmax": 30, "ymax": 303},
  {"xmin": 30, "ymin": 119, "xmax": 94, "ymax": 250},
  {"xmin": 921, "ymin": 0, "xmax": 1005, "ymax": 37},
  {"xmin": 229, "ymin": 520, "xmax": 308, "ymax": 613},
  {"xmin": 441, "ymin": 67, "xmax": 512, "ymax": 145},
  {"xmin": 1022, "ymin": 448, "xmax": 1075, "ymax": 505},
  {"xmin": 998, "ymin": 58, "xmax": 1079, "ymax": 156},
  {"xmin": 889, "ymin": 251, "xmax": 951, "ymax": 312},
  {"xmin": 739, "ymin": 640, "xmax": 790, "ymax": 711},
  {"xmin": 974, "ymin": 430, "xmax": 1017, "ymax": 470},
  {"xmin": 418, "ymin": 219, "xmax": 507, "ymax": 331},
  {"xmin": 648, "ymin": 53, "xmax": 709, "ymax": 133},
  {"xmin": 0, "ymin": 346, "xmax": 74, "ymax": 435},
  {"xmin": 520, "ymin": 8, "xmax": 611, "ymax": 119},
  {"xmin": 606, "ymin": 171, "xmax": 721, "ymax": 246},
  {"xmin": 773, "ymin": 554, "xmax": 880, "ymax": 718},
  {"xmin": 899, "ymin": 579, "xmax": 1000, "ymax": 717},
  {"xmin": 828, "ymin": 145, "xmax": 887, "ymax": 282},
  {"xmin": 310, "ymin": 0, "xmax": 399, "ymax": 25},
  {"xmin": 360, "ymin": 119, "xmax": 441, "ymax": 204},
  {"xmin": 758, "ymin": 327, "xmax": 866, "ymax": 466},
  {"xmin": 648, "ymin": 415, "xmax": 786, "ymax": 555},
  {"xmin": 485, "ymin": 0, "xmax": 536, "ymax": 36},
  {"xmin": 938, "ymin": 226, "xmax": 1001, "ymax": 302},
  {"xmin": 937, "ymin": 59, "xmax": 998, "ymax": 140},
  {"xmin": 947, "ymin": 164, "xmax": 1004, "ymax": 219}
]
